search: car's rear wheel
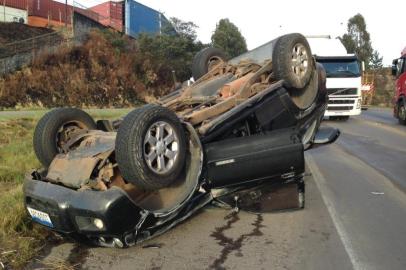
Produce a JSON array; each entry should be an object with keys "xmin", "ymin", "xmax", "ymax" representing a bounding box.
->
[
  {"xmin": 33, "ymin": 108, "xmax": 97, "ymax": 167},
  {"xmin": 192, "ymin": 47, "xmax": 227, "ymax": 81},
  {"xmin": 115, "ymin": 104, "xmax": 187, "ymax": 190}
]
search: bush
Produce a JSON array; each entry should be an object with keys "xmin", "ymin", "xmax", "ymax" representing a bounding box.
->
[{"xmin": 0, "ymin": 21, "xmax": 204, "ymax": 109}]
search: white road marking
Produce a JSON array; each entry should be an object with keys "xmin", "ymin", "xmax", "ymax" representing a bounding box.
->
[{"xmin": 307, "ymin": 154, "xmax": 366, "ymax": 270}]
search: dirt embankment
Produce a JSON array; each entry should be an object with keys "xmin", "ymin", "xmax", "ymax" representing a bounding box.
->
[
  {"xmin": 0, "ymin": 22, "xmax": 56, "ymax": 44},
  {"xmin": 372, "ymin": 68, "xmax": 396, "ymax": 107},
  {"xmin": 0, "ymin": 30, "xmax": 177, "ymax": 108}
]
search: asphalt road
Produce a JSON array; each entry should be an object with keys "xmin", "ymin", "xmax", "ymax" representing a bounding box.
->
[{"xmin": 28, "ymin": 108, "xmax": 406, "ymax": 270}]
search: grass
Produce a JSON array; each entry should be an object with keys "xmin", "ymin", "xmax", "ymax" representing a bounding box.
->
[{"xmin": 0, "ymin": 109, "xmax": 132, "ymax": 269}]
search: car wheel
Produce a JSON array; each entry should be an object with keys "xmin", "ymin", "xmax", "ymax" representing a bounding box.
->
[
  {"xmin": 192, "ymin": 47, "xmax": 227, "ymax": 81},
  {"xmin": 33, "ymin": 108, "xmax": 97, "ymax": 167},
  {"xmin": 272, "ymin": 33, "xmax": 314, "ymax": 90},
  {"xmin": 398, "ymin": 102, "xmax": 406, "ymax": 125},
  {"xmin": 115, "ymin": 104, "xmax": 187, "ymax": 190},
  {"xmin": 289, "ymin": 69, "xmax": 319, "ymax": 110}
]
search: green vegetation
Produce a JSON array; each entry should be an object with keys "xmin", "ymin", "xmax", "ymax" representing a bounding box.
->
[
  {"xmin": 340, "ymin": 13, "xmax": 383, "ymax": 70},
  {"xmin": 0, "ymin": 117, "xmax": 45, "ymax": 269},
  {"xmin": 0, "ymin": 109, "xmax": 131, "ymax": 269},
  {"xmin": 211, "ymin": 18, "xmax": 247, "ymax": 58},
  {"xmin": 0, "ymin": 17, "xmax": 206, "ymax": 109}
]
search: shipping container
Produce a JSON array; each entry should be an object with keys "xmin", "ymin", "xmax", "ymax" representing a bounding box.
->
[
  {"xmin": 0, "ymin": 0, "xmax": 28, "ymax": 11},
  {"xmin": 125, "ymin": 0, "xmax": 173, "ymax": 38},
  {"xmin": 90, "ymin": 1, "xmax": 123, "ymax": 32},
  {"xmin": 27, "ymin": 15, "xmax": 65, "ymax": 27},
  {"xmin": 0, "ymin": 5, "xmax": 27, "ymax": 23},
  {"xmin": 30, "ymin": 0, "xmax": 73, "ymax": 25}
]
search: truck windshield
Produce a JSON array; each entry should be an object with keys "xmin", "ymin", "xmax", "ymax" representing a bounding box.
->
[{"xmin": 317, "ymin": 58, "xmax": 361, "ymax": 78}]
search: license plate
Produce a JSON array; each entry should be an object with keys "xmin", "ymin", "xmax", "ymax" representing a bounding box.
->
[{"xmin": 27, "ymin": 207, "xmax": 54, "ymax": 228}]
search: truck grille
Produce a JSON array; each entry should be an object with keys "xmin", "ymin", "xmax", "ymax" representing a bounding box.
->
[
  {"xmin": 327, "ymin": 106, "xmax": 353, "ymax": 111},
  {"xmin": 327, "ymin": 88, "xmax": 357, "ymax": 95},
  {"xmin": 329, "ymin": 100, "xmax": 355, "ymax": 104}
]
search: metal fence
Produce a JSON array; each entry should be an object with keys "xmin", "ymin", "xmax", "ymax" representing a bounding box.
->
[{"xmin": 0, "ymin": 31, "xmax": 72, "ymax": 76}]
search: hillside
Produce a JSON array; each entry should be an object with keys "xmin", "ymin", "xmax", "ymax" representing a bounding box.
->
[{"xmin": 0, "ymin": 22, "xmax": 55, "ymax": 44}]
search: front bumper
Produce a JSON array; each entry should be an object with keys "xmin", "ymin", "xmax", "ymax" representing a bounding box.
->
[
  {"xmin": 24, "ymin": 175, "xmax": 142, "ymax": 238},
  {"xmin": 325, "ymin": 97, "xmax": 362, "ymax": 116}
]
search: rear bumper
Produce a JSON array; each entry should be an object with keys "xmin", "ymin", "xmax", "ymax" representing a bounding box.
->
[{"xmin": 23, "ymin": 176, "xmax": 142, "ymax": 237}]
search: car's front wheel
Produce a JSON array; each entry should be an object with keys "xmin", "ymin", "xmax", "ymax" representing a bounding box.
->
[{"xmin": 115, "ymin": 104, "xmax": 187, "ymax": 190}]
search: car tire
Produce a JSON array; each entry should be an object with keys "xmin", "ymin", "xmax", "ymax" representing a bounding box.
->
[
  {"xmin": 33, "ymin": 108, "xmax": 97, "ymax": 167},
  {"xmin": 192, "ymin": 47, "xmax": 227, "ymax": 81},
  {"xmin": 398, "ymin": 101, "xmax": 406, "ymax": 125},
  {"xmin": 115, "ymin": 104, "xmax": 187, "ymax": 190},
  {"xmin": 272, "ymin": 33, "xmax": 314, "ymax": 90},
  {"xmin": 289, "ymin": 69, "xmax": 319, "ymax": 110}
]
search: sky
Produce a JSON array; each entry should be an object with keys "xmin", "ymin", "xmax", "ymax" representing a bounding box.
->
[{"xmin": 68, "ymin": 0, "xmax": 405, "ymax": 66}]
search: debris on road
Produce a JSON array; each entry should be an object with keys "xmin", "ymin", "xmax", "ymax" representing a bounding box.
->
[{"xmin": 142, "ymin": 244, "xmax": 164, "ymax": 249}]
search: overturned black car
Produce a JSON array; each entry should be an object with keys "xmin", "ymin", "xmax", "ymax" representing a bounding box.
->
[{"xmin": 24, "ymin": 33, "xmax": 339, "ymax": 248}]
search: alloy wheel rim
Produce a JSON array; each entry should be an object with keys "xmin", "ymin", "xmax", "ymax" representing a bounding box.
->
[
  {"xmin": 143, "ymin": 121, "xmax": 179, "ymax": 175},
  {"xmin": 291, "ymin": 43, "xmax": 309, "ymax": 78}
]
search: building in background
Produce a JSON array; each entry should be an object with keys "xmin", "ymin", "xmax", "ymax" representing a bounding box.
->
[{"xmin": 0, "ymin": 0, "xmax": 28, "ymax": 24}]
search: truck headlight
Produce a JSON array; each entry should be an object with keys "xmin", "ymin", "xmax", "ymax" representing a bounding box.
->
[{"xmin": 357, "ymin": 99, "xmax": 361, "ymax": 109}]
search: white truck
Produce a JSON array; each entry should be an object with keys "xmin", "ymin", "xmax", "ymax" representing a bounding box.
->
[{"xmin": 307, "ymin": 36, "xmax": 362, "ymax": 120}]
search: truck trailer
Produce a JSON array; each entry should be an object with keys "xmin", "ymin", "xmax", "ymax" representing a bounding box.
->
[{"xmin": 392, "ymin": 47, "xmax": 406, "ymax": 125}]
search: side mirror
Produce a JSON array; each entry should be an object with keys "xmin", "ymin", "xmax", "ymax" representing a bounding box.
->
[
  {"xmin": 392, "ymin": 59, "xmax": 398, "ymax": 76},
  {"xmin": 310, "ymin": 127, "xmax": 340, "ymax": 149}
]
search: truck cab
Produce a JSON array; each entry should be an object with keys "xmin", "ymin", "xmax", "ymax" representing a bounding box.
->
[
  {"xmin": 307, "ymin": 36, "xmax": 362, "ymax": 120},
  {"xmin": 392, "ymin": 47, "xmax": 406, "ymax": 125}
]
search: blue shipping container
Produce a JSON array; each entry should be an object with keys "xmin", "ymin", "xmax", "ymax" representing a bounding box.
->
[{"xmin": 125, "ymin": 0, "xmax": 173, "ymax": 38}]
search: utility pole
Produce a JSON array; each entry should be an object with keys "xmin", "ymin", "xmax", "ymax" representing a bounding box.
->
[
  {"xmin": 3, "ymin": 0, "xmax": 6, "ymax": 22},
  {"xmin": 65, "ymin": 0, "xmax": 68, "ymax": 28}
]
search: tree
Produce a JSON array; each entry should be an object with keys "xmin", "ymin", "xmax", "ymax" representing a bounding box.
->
[
  {"xmin": 370, "ymin": 50, "xmax": 383, "ymax": 70},
  {"xmin": 164, "ymin": 17, "xmax": 198, "ymax": 41},
  {"xmin": 340, "ymin": 14, "xmax": 373, "ymax": 69},
  {"xmin": 211, "ymin": 19, "xmax": 247, "ymax": 58},
  {"xmin": 137, "ymin": 17, "xmax": 204, "ymax": 85}
]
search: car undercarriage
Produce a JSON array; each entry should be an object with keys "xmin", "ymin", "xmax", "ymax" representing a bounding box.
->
[{"xmin": 24, "ymin": 33, "xmax": 339, "ymax": 248}]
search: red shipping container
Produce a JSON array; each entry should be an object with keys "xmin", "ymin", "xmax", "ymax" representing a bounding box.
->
[
  {"xmin": 30, "ymin": 0, "xmax": 74, "ymax": 24},
  {"xmin": 0, "ymin": 0, "xmax": 28, "ymax": 10},
  {"xmin": 90, "ymin": 1, "xmax": 123, "ymax": 31}
]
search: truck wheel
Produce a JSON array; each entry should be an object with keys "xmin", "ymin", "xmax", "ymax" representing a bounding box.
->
[
  {"xmin": 398, "ymin": 102, "xmax": 406, "ymax": 125},
  {"xmin": 341, "ymin": 116, "xmax": 350, "ymax": 121},
  {"xmin": 192, "ymin": 47, "xmax": 227, "ymax": 81},
  {"xmin": 33, "ymin": 108, "xmax": 96, "ymax": 167},
  {"xmin": 115, "ymin": 104, "xmax": 187, "ymax": 190},
  {"xmin": 272, "ymin": 33, "xmax": 314, "ymax": 90}
]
